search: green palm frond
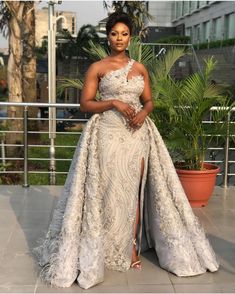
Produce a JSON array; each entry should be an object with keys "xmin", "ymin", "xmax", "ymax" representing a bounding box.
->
[
  {"xmin": 150, "ymin": 47, "xmax": 187, "ymax": 98},
  {"xmin": 181, "ymin": 73, "xmax": 205, "ymax": 102},
  {"xmin": 163, "ymin": 47, "xmax": 188, "ymax": 77},
  {"xmin": 83, "ymin": 40, "xmax": 109, "ymax": 60},
  {"xmin": 180, "ymin": 58, "xmax": 221, "ymax": 104},
  {"xmin": 204, "ymin": 56, "xmax": 217, "ymax": 79},
  {"xmin": 57, "ymin": 78, "xmax": 83, "ymax": 96},
  {"xmin": 128, "ymin": 37, "xmax": 153, "ymax": 65},
  {"xmin": 153, "ymin": 47, "xmax": 187, "ymax": 79},
  {"xmin": 203, "ymin": 84, "xmax": 223, "ymax": 98}
]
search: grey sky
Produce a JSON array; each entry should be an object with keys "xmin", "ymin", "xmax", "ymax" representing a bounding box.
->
[{"xmin": 0, "ymin": 1, "xmax": 108, "ymax": 48}]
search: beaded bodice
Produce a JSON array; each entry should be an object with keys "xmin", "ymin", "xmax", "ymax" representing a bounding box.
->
[{"xmin": 99, "ymin": 59, "xmax": 144, "ymax": 112}]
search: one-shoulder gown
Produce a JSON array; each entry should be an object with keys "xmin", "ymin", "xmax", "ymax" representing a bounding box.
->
[{"xmin": 34, "ymin": 59, "xmax": 219, "ymax": 289}]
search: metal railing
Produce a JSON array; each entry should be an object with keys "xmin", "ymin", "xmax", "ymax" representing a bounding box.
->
[{"xmin": 0, "ymin": 102, "xmax": 234, "ymax": 187}]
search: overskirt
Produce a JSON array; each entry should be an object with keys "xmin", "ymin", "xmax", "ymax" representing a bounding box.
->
[{"xmin": 34, "ymin": 114, "xmax": 219, "ymax": 289}]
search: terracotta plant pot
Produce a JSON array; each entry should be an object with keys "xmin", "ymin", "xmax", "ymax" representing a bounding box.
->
[{"xmin": 176, "ymin": 163, "xmax": 220, "ymax": 208}]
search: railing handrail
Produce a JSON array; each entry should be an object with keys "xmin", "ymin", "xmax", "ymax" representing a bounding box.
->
[
  {"xmin": 0, "ymin": 102, "xmax": 80, "ymax": 108},
  {"xmin": 1, "ymin": 102, "xmax": 235, "ymax": 112},
  {"xmin": 142, "ymin": 43, "xmax": 193, "ymax": 46}
]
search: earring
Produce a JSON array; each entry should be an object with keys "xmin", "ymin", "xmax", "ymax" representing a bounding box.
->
[{"xmin": 108, "ymin": 40, "xmax": 110, "ymax": 46}]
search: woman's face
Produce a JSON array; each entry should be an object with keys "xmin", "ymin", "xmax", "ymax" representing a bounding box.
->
[{"xmin": 108, "ymin": 22, "xmax": 131, "ymax": 52}]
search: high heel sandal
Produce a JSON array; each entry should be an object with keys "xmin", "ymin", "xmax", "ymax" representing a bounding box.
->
[{"xmin": 130, "ymin": 239, "xmax": 142, "ymax": 270}]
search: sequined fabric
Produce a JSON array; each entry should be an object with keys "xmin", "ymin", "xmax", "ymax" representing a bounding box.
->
[{"xmin": 34, "ymin": 59, "xmax": 219, "ymax": 290}]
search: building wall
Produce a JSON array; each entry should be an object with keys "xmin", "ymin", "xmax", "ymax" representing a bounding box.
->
[
  {"xmin": 145, "ymin": 26, "xmax": 176, "ymax": 42},
  {"xmin": 171, "ymin": 1, "xmax": 235, "ymax": 44},
  {"xmin": 147, "ymin": 1, "xmax": 174, "ymax": 27},
  {"xmin": 192, "ymin": 46, "xmax": 235, "ymax": 86},
  {"xmin": 146, "ymin": 1, "xmax": 235, "ymax": 44},
  {"xmin": 35, "ymin": 8, "xmax": 48, "ymax": 47},
  {"xmin": 56, "ymin": 11, "xmax": 77, "ymax": 37},
  {"xmin": 146, "ymin": 1, "xmax": 176, "ymax": 42},
  {"xmin": 35, "ymin": 8, "xmax": 77, "ymax": 47}
]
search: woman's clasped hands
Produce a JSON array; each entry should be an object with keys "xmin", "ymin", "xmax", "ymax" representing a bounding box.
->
[{"xmin": 113, "ymin": 100, "xmax": 147, "ymax": 130}]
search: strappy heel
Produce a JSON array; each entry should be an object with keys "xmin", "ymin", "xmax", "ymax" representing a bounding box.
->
[{"xmin": 131, "ymin": 239, "xmax": 142, "ymax": 270}]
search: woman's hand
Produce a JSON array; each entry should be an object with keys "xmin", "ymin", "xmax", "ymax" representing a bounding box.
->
[
  {"xmin": 129, "ymin": 109, "xmax": 148, "ymax": 130},
  {"xmin": 113, "ymin": 100, "xmax": 136, "ymax": 120}
]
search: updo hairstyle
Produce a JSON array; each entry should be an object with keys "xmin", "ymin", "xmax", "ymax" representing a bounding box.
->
[{"xmin": 106, "ymin": 12, "xmax": 132, "ymax": 36}]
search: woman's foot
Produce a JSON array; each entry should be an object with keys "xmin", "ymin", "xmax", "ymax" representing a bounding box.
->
[
  {"xmin": 131, "ymin": 258, "xmax": 141, "ymax": 269},
  {"xmin": 131, "ymin": 239, "xmax": 142, "ymax": 270}
]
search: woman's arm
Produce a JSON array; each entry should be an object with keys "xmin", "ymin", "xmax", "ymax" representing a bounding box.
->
[
  {"xmin": 80, "ymin": 62, "xmax": 135, "ymax": 119},
  {"xmin": 129, "ymin": 64, "xmax": 154, "ymax": 128},
  {"xmin": 140, "ymin": 65, "xmax": 154, "ymax": 114},
  {"xmin": 80, "ymin": 63, "xmax": 115, "ymax": 113}
]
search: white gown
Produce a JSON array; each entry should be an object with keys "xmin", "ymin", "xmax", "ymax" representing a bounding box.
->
[{"xmin": 34, "ymin": 59, "xmax": 219, "ymax": 289}]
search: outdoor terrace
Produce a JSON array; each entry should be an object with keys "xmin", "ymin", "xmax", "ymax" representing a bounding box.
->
[
  {"xmin": 0, "ymin": 185, "xmax": 235, "ymax": 293},
  {"xmin": 0, "ymin": 102, "xmax": 235, "ymax": 293}
]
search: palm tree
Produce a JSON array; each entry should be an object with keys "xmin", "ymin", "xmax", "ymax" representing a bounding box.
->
[
  {"xmin": 76, "ymin": 24, "xmax": 100, "ymax": 58},
  {"xmin": 56, "ymin": 29, "xmax": 76, "ymax": 61},
  {"xmin": 103, "ymin": 1, "xmax": 153, "ymax": 38}
]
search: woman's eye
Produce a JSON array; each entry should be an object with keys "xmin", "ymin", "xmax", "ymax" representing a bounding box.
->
[
  {"xmin": 123, "ymin": 33, "xmax": 128, "ymax": 36},
  {"xmin": 111, "ymin": 32, "xmax": 116, "ymax": 36}
]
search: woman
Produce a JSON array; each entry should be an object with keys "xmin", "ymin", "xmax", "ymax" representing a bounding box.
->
[{"xmin": 35, "ymin": 12, "xmax": 219, "ymax": 290}]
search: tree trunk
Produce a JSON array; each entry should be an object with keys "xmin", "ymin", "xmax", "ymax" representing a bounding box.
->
[
  {"xmin": 6, "ymin": 2, "xmax": 24, "ymax": 155},
  {"xmin": 22, "ymin": 2, "xmax": 39, "ymax": 143}
]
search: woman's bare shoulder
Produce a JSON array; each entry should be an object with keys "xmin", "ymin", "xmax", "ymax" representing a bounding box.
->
[
  {"xmin": 132, "ymin": 60, "xmax": 149, "ymax": 76},
  {"xmin": 133, "ymin": 60, "xmax": 147, "ymax": 70},
  {"xmin": 86, "ymin": 58, "xmax": 110, "ymax": 77}
]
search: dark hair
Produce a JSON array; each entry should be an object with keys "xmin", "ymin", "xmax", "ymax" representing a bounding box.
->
[{"xmin": 106, "ymin": 12, "xmax": 132, "ymax": 36}]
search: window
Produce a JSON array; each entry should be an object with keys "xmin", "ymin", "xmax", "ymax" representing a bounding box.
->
[
  {"xmin": 189, "ymin": 1, "xmax": 197, "ymax": 12},
  {"xmin": 199, "ymin": 1, "xmax": 207, "ymax": 8},
  {"xmin": 176, "ymin": 1, "xmax": 182, "ymax": 18},
  {"xmin": 183, "ymin": 1, "xmax": 189, "ymax": 15},
  {"xmin": 193, "ymin": 24, "xmax": 200, "ymax": 43},
  {"xmin": 225, "ymin": 13, "xmax": 235, "ymax": 39},
  {"xmin": 202, "ymin": 21, "xmax": 210, "ymax": 42},
  {"xmin": 185, "ymin": 27, "xmax": 192, "ymax": 41},
  {"xmin": 212, "ymin": 17, "xmax": 222, "ymax": 40}
]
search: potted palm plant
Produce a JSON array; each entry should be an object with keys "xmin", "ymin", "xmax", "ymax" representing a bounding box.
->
[{"xmin": 151, "ymin": 56, "xmax": 232, "ymax": 207}]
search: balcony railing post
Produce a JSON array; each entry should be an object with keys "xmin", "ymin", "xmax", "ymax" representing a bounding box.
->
[
  {"xmin": 49, "ymin": 138, "xmax": 56, "ymax": 185},
  {"xmin": 1, "ymin": 131, "xmax": 6, "ymax": 171},
  {"xmin": 23, "ymin": 106, "xmax": 29, "ymax": 188},
  {"xmin": 223, "ymin": 111, "xmax": 230, "ymax": 188}
]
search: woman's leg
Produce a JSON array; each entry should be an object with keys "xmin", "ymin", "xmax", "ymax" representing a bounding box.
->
[{"xmin": 131, "ymin": 158, "xmax": 145, "ymax": 269}]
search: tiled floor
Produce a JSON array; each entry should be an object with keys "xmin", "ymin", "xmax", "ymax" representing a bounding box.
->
[{"xmin": 0, "ymin": 185, "xmax": 235, "ymax": 293}]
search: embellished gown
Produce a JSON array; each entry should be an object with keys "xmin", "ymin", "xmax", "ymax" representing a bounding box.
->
[{"xmin": 34, "ymin": 59, "xmax": 219, "ymax": 289}]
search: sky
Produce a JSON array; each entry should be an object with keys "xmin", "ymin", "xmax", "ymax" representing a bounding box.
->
[{"xmin": 0, "ymin": 1, "xmax": 108, "ymax": 49}]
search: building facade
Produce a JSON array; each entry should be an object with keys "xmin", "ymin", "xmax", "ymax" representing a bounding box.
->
[
  {"xmin": 35, "ymin": 7, "xmax": 77, "ymax": 47},
  {"xmin": 145, "ymin": 1, "xmax": 176, "ymax": 41},
  {"xmin": 172, "ymin": 1, "xmax": 235, "ymax": 44},
  {"xmin": 145, "ymin": 1, "xmax": 235, "ymax": 44}
]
